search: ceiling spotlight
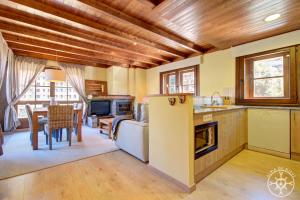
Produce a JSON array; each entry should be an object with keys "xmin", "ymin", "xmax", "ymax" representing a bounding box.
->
[
  {"xmin": 264, "ymin": 14, "xmax": 281, "ymax": 22},
  {"xmin": 133, "ymin": 42, "xmax": 137, "ymax": 45}
]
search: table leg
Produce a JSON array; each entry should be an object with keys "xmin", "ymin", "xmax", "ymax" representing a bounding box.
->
[
  {"xmin": 108, "ymin": 123, "xmax": 112, "ymax": 139},
  {"xmin": 32, "ymin": 113, "xmax": 39, "ymax": 150},
  {"xmin": 77, "ymin": 110, "xmax": 82, "ymax": 142}
]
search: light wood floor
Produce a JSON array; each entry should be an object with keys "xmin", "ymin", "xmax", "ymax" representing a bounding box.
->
[{"xmin": 0, "ymin": 150, "xmax": 299, "ymax": 200}]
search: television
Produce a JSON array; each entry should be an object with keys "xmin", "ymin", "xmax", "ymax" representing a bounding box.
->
[{"xmin": 90, "ymin": 100, "xmax": 111, "ymax": 116}]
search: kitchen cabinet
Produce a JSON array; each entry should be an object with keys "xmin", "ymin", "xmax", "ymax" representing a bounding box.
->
[
  {"xmin": 291, "ymin": 110, "xmax": 300, "ymax": 161},
  {"xmin": 194, "ymin": 109, "xmax": 247, "ymax": 182},
  {"xmin": 248, "ymin": 109, "xmax": 290, "ymax": 158}
]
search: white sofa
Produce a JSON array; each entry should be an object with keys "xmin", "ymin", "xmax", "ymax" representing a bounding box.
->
[{"xmin": 115, "ymin": 120, "xmax": 149, "ymax": 162}]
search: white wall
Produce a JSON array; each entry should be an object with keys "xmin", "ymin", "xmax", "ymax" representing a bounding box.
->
[
  {"xmin": 85, "ymin": 66, "xmax": 107, "ymax": 81},
  {"xmin": 147, "ymin": 30, "xmax": 300, "ymax": 97},
  {"xmin": 107, "ymin": 66, "xmax": 147, "ymax": 101}
]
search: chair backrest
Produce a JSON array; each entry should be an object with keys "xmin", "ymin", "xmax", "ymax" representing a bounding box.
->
[
  {"xmin": 48, "ymin": 105, "xmax": 74, "ymax": 129},
  {"xmin": 25, "ymin": 104, "xmax": 33, "ymax": 132}
]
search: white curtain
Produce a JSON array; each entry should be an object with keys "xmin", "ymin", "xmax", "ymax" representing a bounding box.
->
[
  {"xmin": 59, "ymin": 62, "xmax": 87, "ymax": 104},
  {"xmin": 0, "ymin": 33, "xmax": 9, "ymax": 90},
  {"xmin": 4, "ymin": 56, "xmax": 46, "ymax": 131}
]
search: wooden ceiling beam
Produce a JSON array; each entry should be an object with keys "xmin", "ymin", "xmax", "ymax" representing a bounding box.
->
[
  {"xmin": 78, "ymin": 0, "xmax": 205, "ymax": 53},
  {"xmin": 8, "ymin": 42, "xmax": 145, "ymax": 68},
  {"xmin": 0, "ymin": 20, "xmax": 159, "ymax": 66},
  {"xmin": 10, "ymin": 0, "xmax": 189, "ymax": 58},
  {"xmin": 0, "ymin": 4, "xmax": 169, "ymax": 63},
  {"xmin": 13, "ymin": 49, "xmax": 110, "ymax": 68},
  {"xmin": 3, "ymin": 33, "xmax": 151, "ymax": 68}
]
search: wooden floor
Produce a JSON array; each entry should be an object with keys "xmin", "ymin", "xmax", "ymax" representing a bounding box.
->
[{"xmin": 0, "ymin": 150, "xmax": 299, "ymax": 200}]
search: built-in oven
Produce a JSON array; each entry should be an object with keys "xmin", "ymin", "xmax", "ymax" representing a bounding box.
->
[{"xmin": 195, "ymin": 121, "xmax": 218, "ymax": 159}]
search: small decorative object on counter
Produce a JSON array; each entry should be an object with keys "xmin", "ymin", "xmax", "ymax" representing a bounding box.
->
[
  {"xmin": 224, "ymin": 96, "xmax": 231, "ymax": 105},
  {"xmin": 178, "ymin": 95, "xmax": 186, "ymax": 104},
  {"xmin": 168, "ymin": 97, "xmax": 176, "ymax": 106}
]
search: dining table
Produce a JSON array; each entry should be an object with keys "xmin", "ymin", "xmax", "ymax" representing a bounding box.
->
[{"xmin": 32, "ymin": 107, "xmax": 83, "ymax": 150}]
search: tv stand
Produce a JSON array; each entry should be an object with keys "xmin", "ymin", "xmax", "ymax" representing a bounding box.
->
[
  {"xmin": 97, "ymin": 115, "xmax": 114, "ymax": 119},
  {"xmin": 99, "ymin": 117, "xmax": 115, "ymax": 139}
]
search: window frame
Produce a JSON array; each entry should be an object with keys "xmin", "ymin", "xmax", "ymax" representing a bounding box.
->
[
  {"xmin": 17, "ymin": 71, "xmax": 81, "ymax": 119},
  {"xmin": 235, "ymin": 46, "xmax": 299, "ymax": 106},
  {"xmin": 159, "ymin": 65, "xmax": 199, "ymax": 95}
]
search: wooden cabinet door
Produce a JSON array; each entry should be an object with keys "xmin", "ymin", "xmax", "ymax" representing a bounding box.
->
[{"xmin": 291, "ymin": 110, "xmax": 300, "ymax": 154}]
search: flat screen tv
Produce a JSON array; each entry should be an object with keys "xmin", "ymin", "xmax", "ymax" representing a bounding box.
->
[{"xmin": 90, "ymin": 100, "xmax": 111, "ymax": 116}]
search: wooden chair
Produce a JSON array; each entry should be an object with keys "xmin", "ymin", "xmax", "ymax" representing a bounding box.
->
[
  {"xmin": 45, "ymin": 105, "xmax": 73, "ymax": 150},
  {"xmin": 73, "ymin": 103, "xmax": 83, "ymax": 135},
  {"xmin": 25, "ymin": 104, "xmax": 48, "ymax": 145}
]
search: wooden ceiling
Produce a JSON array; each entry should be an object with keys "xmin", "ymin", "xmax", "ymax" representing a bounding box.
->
[{"xmin": 0, "ymin": 0, "xmax": 300, "ymax": 68}]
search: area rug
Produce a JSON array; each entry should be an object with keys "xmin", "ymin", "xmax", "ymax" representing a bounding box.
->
[{"xmin": 0, "ymin": 126, "xmax": 119, "ymax": 180}]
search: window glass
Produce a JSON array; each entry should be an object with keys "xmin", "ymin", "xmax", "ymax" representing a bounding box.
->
[
  {"xmin": 18, "ymin": 72, "xmax": 80, "ymax": 118},
  {"xmin": 36, "ymin": 87, "xmax": 50, "ymax": 101},
  {"xmin": 181, "ymin": 71, "xmax": 195, "ymax": 93},
  {"xmin": 20, "ymin": 86, "xmax": 36, "ymax": 101},
  {"xmin": 235, "ymin": 47, "xmax": 296, "ymax": 105},
  {"xmin": 253, "ymin": 56, "xmax": 284, "ymax": 78},
  {"xmin": 160, "ymin": 66, "xmax": 198, "ymax": 95},
  {"xmin": 254, "ymin": 77, "xmax": 284, "ymax": 97}
]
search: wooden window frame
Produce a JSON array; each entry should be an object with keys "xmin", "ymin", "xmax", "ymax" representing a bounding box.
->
[
  {"xmin": 159, "ymin": 65, "xmax": 199, "ymax": 95},
  {"xmin": 236, "ymin": 46, "xmax": 300, "ymax": 106}
]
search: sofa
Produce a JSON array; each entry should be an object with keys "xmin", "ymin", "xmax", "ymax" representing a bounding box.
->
[{"xmin": 115, "ymin": 119, "xmax": 149, "ymax": 162}]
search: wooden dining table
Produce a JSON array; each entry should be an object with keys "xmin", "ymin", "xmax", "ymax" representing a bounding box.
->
[{"xmin": 32, "ymin": 107, "xmax": 83, "ymax": 150}]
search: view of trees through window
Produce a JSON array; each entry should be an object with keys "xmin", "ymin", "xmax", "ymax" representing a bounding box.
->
[
  {"xmin": 253, "ymin": 56, "xmax": 285, "ymax": 98},
  {"xmin": 18, "ymin": 72, "xmax": 80, "ymax": 118}
]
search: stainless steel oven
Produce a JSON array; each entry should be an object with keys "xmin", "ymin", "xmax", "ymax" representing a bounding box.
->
[{"xmin": 195, "ymin": 121, "xmax": 218, "ymax": 159}]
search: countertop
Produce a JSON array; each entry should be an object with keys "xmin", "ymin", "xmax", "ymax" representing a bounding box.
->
[
  {"xmin": 194, "ymin": 105, "xmax": 300, "ymax": 114},
  {"xmin": 194, "ymin": 105, "xmax": 246, "ymax": 114}
]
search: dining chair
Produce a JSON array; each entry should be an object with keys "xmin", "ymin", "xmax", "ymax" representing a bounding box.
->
[
  {"xmin": 73, "ymin": 103, "xmax": 83, "ymax": 135},
  {"xmin": 45, "ymin": 105, "xmax": 73, "ymax": 150},
  {"xmin": 25, "ymin": 104, "xmax": 48, "ymax": 145}
]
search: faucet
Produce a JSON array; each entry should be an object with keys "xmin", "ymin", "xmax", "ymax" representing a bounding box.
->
[{"xmin": 211, "ymin": 91, "xmax": 221, "ymax": 106}]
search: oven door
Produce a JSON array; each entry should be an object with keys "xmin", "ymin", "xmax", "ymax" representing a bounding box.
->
[{"xmin": 195, "ymin": 121, "xmax": 218, "ymax": 159}]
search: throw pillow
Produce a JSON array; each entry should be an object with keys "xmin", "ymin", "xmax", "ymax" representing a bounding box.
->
[
  {"xmin": 139, "ymin": 103, "xmax": 149, "ymax": 123},
  {"xmin": 134, "ymin": 103, "xmax": 141, "ymax": 121}
]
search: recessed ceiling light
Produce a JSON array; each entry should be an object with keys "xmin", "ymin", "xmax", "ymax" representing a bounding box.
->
[
  {"xmin": 264, "ymin": 14, "xmax": 281, "ymax": 22},
  {"xmin": 133, "ymin": 42, "xmax": 137, "ymax": 45}
]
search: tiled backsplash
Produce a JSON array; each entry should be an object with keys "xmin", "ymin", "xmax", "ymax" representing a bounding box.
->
[{"xmin": 193, "ymin": 96, "xmax": 234, "ymax": 106}]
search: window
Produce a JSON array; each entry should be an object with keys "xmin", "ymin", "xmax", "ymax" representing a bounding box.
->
[
  {"xmin": 18, "ymin": 71, "xmax": 80, "ymax": 118},
  {"xmin": 160, "ymin": 66, "xmax": 199, "ymax": 95},
  {"xmin": 236, "ymin": 46, "xmax": 299, "ymax": 106},
  {"xmin": 55, "ymin": 81, "xmax": 80, "ymax": 101}
]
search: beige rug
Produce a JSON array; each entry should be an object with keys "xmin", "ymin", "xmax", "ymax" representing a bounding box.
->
[{"xmin": 0, "ymin": 126, "xmax": 119, "ymax": 180}]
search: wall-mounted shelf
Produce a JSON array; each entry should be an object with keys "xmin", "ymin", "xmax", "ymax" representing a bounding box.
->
[{"xmin": 85, "ymin": 80, "xmax": 108, "ymax": 96}]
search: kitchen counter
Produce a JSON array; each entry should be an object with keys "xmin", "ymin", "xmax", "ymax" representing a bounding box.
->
[
  {"xmin": 194, "ymin": 105, "xmax": 246, "ymax": 114},
  {"xmin": 194, "ymin": 105, "xmax": 300, "ymax": 114}
]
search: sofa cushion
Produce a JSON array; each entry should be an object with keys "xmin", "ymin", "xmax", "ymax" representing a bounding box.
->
[{"xmin": 115, "ymin": 119, "xmax": 149, "ymax": 162}]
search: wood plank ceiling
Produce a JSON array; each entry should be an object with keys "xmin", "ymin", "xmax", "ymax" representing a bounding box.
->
[{"xmin": 0, "ymin": 0, "xmax": 300, "ymax": 68}]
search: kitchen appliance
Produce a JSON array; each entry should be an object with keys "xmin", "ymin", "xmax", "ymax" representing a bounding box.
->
[{"xmin": 195, "ymin": 121, "xmax": 218, "ymax": 159}]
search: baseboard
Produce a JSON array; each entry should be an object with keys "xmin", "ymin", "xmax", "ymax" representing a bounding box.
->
[
  {"xmin": 291, "ymin": 152, "xmax": 300, "ymax": 162},
  {"xmin": 247, "ymin": 145, "xmax": 290, "ymax": 159},
  {"xmin": 147, "ymin": 164, "xmax": 196, "ymax": 193},
  {"xmin": 195, "ymin": 145, "xmax": 245, "ymax": 183}
]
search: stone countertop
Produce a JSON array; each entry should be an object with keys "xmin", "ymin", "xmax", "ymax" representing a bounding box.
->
[
  {"xmin": 194, "ymin": 105, "xmax": 246, "ymax": 114},
  {"xmin": 194, "ymin": 105, "xmax": 300, "ymax": 114}
]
